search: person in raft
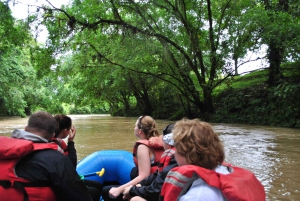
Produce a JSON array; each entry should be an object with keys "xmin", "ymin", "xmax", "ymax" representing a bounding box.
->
[
  {"xmin": 52, "ymin": 114, "xmax": 102, "ymax": 201},
  {"xmin": 103, "ymin": 115, "xmax": 165, "ymax": 201},
  {"xmin": 159, "ymin": 118, "xmax": 266, "ymax": 201},
  {"xmin": 122, "ymin": 123, "xmax": 178, "ymax": 201},
  {"xmin": 0, "ymin": 111, "xmax": 92, "ymax": 201},
  {"xmin": 52, "ymin": 114, "xmax": 77, "ymax": 166}
]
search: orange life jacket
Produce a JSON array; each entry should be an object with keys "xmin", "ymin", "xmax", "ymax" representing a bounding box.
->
[
  {"xmin": 133, "ymin": 136, "xmax": 165, "ymax": 174},
  {"xmin": 160, "ymin": 163, "xmax": 265, "ymax": 201},
  {"xmin": 0, "ymin": 136, "xmax": 59, "ymax": 201}
]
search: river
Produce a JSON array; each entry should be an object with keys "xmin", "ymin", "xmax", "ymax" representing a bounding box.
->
[{"xmin": 0, "ymin": 114, "xmax": 299, "ymax": 200}]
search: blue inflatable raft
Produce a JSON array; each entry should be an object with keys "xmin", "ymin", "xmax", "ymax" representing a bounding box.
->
[{"xmin": 77, "ymin": 150, "xmax": 135, "ymax": 185}]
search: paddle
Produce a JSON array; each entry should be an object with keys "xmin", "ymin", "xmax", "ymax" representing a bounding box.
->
[{"xmin": 80, "ymin": 168, "xmax": 105, "ymax": 179}]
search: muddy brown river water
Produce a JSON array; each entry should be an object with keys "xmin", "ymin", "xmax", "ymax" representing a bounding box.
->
[{"xmin": 0, "ymin": 114, "xmax": 299, "ymax": 200}]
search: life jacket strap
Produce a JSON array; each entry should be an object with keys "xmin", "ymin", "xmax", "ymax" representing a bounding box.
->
[
  {"xmin": 0, "ymin": 180, "xmax": 29, "ymax": 201},
  {"xmin": 0, "ymin": 180, "xmax": 50, "ymax": 201}
]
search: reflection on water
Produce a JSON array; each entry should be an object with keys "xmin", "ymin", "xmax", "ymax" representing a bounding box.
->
[{"xmin": 1, "ymin": 115, "xmax": 299, "ymax": 200}]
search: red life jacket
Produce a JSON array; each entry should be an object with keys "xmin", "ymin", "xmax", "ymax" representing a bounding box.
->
[
  {"xmin": 133, "ymin": 136, "xmax": 165, "ymax": 174},
  {"xmin": 160, "ymin": 163, "xmax": 265, "ymax": 201},
  {"xmin": 157, "ymin": 147, "xmax": 175, "ymax": 172},
  {"xmin": 0, "ymin": 136, "xmax": 59, "ymax": 201},
  {"xmin": 52, "ymin": 138, "xmax": 68, "ymax": 156}
]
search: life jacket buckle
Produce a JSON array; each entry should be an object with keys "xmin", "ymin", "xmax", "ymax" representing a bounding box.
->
[{"xmin": 0, "ymin": 180, "xmax": 12, "ymax": 188}]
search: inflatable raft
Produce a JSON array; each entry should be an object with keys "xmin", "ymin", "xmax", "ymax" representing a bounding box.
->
[{"xmin": 77, "ymin": 150, "xmax": 135, "ymax": 185}]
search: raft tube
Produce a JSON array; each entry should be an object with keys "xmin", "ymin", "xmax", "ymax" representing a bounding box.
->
[{"xmin": 76, "ymin": 150, "xmax": 135, "ymax": 185}]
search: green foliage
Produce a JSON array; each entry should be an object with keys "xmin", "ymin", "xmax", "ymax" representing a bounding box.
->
[
  {"xmin": 231, "ymin": 70, "xmax": 269, "ymax": 89},
  {"xmin": 0, "ymin": 2, "xmax": 35, "ymax": 116},
  {"xmin": 90, "ymin": 105, "xmax": 109, "ymax": 114},
  {"xmin": 32, "ymin": 0, "xmax": 271, "ymax": 116},
  {"xmin": 212, "ymin": 62, "xmax": 300, "ymax": 128},
  {"xmin": 269, "ymin": 82, "xmax": 300, "ymax": 127},
  {"xmin": 259, "ymin": 0, "xmax": 300, "ymax": 85},
  {"xmin": 2, "ymin": 0, "xmax": 299, "ymax": 130},
  {"xmin": 70, "ymin": 106, "xmax": 91, "ymax": 114}
]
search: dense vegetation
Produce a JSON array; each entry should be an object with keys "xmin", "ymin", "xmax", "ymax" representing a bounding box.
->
[
  {"xmin": 1, "ymin": 0, "xmax": 299, "ymax": 128},
  {"xmin": 212, "ymin": 63, "xmax": 300, "ymax": 128}
]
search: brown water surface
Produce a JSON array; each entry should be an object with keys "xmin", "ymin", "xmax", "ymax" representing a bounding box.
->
[{"xmin": 1, "ymin": 115, "xmax": 299, "ymax": 201}]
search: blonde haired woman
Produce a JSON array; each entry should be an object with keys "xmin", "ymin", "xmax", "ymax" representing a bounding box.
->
[
  {"xmin": 160, "ymin": 118, "xmax": 265, "ymax": 201},
  {"xmin": 105, "ymin": 116, "xmax": 164, "ymax": 201}
]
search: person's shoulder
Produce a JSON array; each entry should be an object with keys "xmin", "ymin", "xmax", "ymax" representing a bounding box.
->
[
  {"xmin": 34, "ymin": 149, "xmax": 66, "ymax": 159},
  {"xmin": 137, "ymin": 143, "xmax": 151, "ymax": 152},
  {"xmin": 136, "ymin": 144, "xmax": 152, "ymax": 159},
  {"xmin": 181, "ymin": 178, "xmax": 224, "ymax": 201},
  {"xmin": 17, "ymin": 149, "xmax": 68, "ymax": 169},
  {"xmin": 135, "ymin": 139, "xmax": 148, "ymax": 145},
  {"xmin": 33, "ymin": 149, "xmax": 75, "ymax": 169}
]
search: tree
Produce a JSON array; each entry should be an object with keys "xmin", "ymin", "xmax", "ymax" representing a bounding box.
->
[
  {"xmin": 261, "ymin": 0, "xmax": 300, "ymax": 85},
  {"xmin": 0, "ymin": 1, "xmax": 33, "ymax": 116},
  {"xmin": 28, "ymin": 0, "xmax": 285, "ymax": 117}
]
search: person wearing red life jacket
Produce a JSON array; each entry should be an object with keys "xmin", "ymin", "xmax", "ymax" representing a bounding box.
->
[
  {"xmin": 0, "ymin": 111, "xmax": 92, "ymax": 201},
  {"xmin": 160, "ymin": 118, "xmax": 265, "ymax": 201},
  {"xmin": 52, "ymin": 114, "xmax": 77, "ymax": 166},
  {"xmin": 157, "ymin": 124, "xmax": 176, "ymax": 172},
  {"xmin": 132, "ymin": 117, "xmax": 166, "ymax": 175},
  {"xmin": 122, "ymin": 124, "xmax": 178, "ymax": 201},
  {"xmin": 52, "ymin": 114, "xmax": 102, "ymax": 201},
  {"xmin": 104, "ymin": 116, "xmax": 164, "ymax": 201}
]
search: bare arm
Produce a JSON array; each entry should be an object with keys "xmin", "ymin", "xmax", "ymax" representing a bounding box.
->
[{"xmin": 109, "ymin": 144, "xmax": 151, "ymax": 197}]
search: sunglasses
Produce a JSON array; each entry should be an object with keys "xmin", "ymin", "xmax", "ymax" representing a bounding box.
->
[
  {"xmin": 138, "ymin": 116, "xmax": 144, "ymax": 129},
  {"xmin": 138, "ymin": 115, "xmax": 144, "ymax": 122}
]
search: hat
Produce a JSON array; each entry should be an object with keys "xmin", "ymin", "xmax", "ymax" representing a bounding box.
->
[{"xmin": 162, "ymin": 133, "xmax": 174, "ymax": 146}]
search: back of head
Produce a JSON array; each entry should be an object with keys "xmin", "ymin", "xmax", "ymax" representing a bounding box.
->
[
  {"xmin": 162, "ymin": 124, "xmax": 174, "ymax": 136},
  {"xmin": 53, "ymin": 114, "xmax": 72, "ymax": 137},
  {"xmin": 173, "ymin": 118, "xmax": 224, "ymax": 169},
  {"xmin": 138, "ymin": 115, "xmax": 160, "ymax": 139},
  {"xmin": 26, "ymin": 111, "xmax": 56, "ymax": 140}
]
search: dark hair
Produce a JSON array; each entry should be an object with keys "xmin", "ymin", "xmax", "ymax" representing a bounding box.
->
[
  {"xmin": 138, "ymin": 116, "xmax": 160, "ymax": 139},
  {"xmin": 54, "ymin": 114, "xmax": 72, "ymax": 138},
  {"xmin": 162, "ymin": 124, "xmax": 174, "ymax": 136},
  {"xmin": 27, "ymin": 111, "xmax": 56, "ymax": 139}
]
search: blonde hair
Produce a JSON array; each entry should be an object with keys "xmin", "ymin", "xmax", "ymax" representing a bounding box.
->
[
  {"xmin": 138, "ymin": 116, "xmax": 160, "ymax": 139},
  {"xmin": 173, "ymin": 118, "xmax": 224, "ymax": 169}
]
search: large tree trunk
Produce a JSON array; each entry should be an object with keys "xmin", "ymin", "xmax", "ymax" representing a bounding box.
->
[
  {"xmin": 234, "ymin": 57, "xmax": 238, "ymax": 75},
  {"xmin": 267, "ymin": 40, "xmax": 284, "ymax": 85},
  {"xmin": 202, "ymin": 87, "xmax": 214, "ymax": 114},
  {"xmin": 265, "ymin": 0, "xmax": 287, "ymax": 85},
  {"xmin": 121, "ymin": 92, "xmax": 130, "ymax": 115}
]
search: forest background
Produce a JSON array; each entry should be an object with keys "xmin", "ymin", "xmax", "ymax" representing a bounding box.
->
[{"xmin": 1, "ymin": 0, "xmax": 300, "ymax": 128}]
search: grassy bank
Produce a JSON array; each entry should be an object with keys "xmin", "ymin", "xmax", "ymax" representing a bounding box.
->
[{"xmin": 210, "ymin": 62, "xmax": 300, "ymax": 128}]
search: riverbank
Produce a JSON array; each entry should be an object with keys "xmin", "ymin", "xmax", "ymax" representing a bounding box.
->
[
  {"xmin": 210, "ymin": 66, "xmax": 300, "ymax": 128},
  {"xmin": 1, "ymin": 65, "xmax": 299, "ymax": 129}
]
